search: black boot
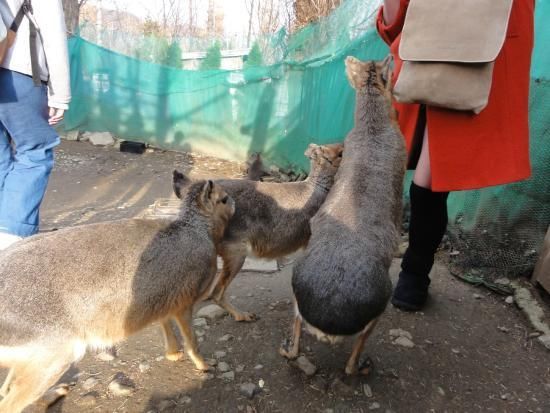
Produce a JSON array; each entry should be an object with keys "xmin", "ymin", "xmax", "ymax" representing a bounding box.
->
[{"xmin": 392, "ymin": 182, "xmax": 449, "ymax": 311}]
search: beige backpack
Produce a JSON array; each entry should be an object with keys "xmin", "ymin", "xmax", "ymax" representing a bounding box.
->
[{"xmin": 393, "ymin": 0, "xmax": 514, "ymax": 114}]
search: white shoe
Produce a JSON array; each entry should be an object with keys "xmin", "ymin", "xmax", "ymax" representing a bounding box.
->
[{"xmin": 0, "ymin": 233, "xmax": 23, "ymax": 250}]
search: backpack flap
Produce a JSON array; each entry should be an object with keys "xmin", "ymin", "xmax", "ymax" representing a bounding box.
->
[{"xmin": 399, "ymin": 0, "xmax": 514, "ymax": 63}]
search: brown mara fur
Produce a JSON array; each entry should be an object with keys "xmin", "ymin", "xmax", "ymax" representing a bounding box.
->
[
  {"xmin": 166, "ymin": 143, "xmax": 343, "ymax": 327},
  {"xmin": 0, "ymin": 178, "xmax": 234, "ymax": 413}
]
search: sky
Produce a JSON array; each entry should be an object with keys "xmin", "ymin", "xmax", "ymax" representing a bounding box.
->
[{"xmin": 88, "ymin": 0, "xmax": 250, "ymax": 36}]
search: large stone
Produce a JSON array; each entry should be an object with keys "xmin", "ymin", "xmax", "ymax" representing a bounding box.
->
[
  {"xmin": 197, "ymin": 304, "xmax": 227, "ymax": 320},
  {"xmin": 89, "ymin": 132, "xmax": 115, "ymax": 146}
]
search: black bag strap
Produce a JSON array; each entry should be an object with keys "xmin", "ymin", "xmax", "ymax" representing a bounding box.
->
[
  {"xmin": 9, "ymin": 2, "xmax": 26, "ymax": 33},
  {"xmin": 6, "ymin": 1, "xmax": 44, "ymax": 86}
]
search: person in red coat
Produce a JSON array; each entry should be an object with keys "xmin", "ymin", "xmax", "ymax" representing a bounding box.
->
[{"xmin": 376, "ymin": 0, "xmax": 535, "ymax": 310}]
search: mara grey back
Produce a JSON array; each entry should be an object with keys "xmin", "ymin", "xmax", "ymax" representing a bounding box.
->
[{"xmin": 292, "ymin": 57, "xmax": 407, "ymax": 336}]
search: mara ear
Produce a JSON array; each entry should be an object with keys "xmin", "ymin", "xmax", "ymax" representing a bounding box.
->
[
  {"xmin": 345, "ymin": 56, "xmax": 367, "ymax": 90},
  {"xmin": 201, "ymin": 180, "xmax": 215, "ymax": 204},
  {"xmin": 172, "ymin": 170, "xmax": 190, "ymax": 199},
  {"xmin": 304, "ymin": 143, "xmax": 319, "ymax": 159},
  {"xmin": 379, "ymin": 54, "xmax": 394, "ymax": 92}
]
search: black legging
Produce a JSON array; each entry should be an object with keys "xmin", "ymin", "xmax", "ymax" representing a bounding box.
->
[{"xmin": 401, "ymin": 181, "xmax": 449, "ymax": 278}]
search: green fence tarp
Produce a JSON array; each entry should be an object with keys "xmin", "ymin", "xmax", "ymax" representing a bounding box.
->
[{"xmin": 66, "ymin": 0, "xmax": 550, "ymax": 275}]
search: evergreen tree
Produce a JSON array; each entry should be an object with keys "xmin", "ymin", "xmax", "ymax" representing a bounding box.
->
[
  {"xmin": 165, "ymin": 41, "xmax": 183, "ymax": 68},
  {"xmin": 200, "ymin": 41, "xmax": 222, "ymax": 70},
  {"xmin": 244, "ymin": 42, "xmax": 263, "ymax": 68},
  {"xmin": 153, "ymin": 37, "xmax": 170, "ymax": 65}
]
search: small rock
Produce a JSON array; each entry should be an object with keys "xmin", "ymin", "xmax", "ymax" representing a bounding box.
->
[
  {"xmin": 139, "ymin": 362, "xmax": 151, "ymax": 373},
  {"xmin": 473, "ymin": 293, "xmax": 483, "ymax": 300},
  {"xmin": 538, "ymin": 334, "xmax": 550, "ymax": 350},
  {"xmin": 254, "ymin": 364, "xmax": 263, "ymax": 370},
  {"xmin": 63, "ymin": 129, "xmax": 80, "ymax": 141},
  {"xmin": 219, "ymin": 371, "xmax": 235, "ymax": 381},
  {"xmin": 146, "ymin": 148, "xmax": 155, "ymax": 153},
  {"xmin": 108, "ymin": 373, "xmax": 135, "ymax": 396},
  {"xmin": 193, "ymin": 318, "xmax": 208, "ymax": 327},
  {"xmin": 214, "ymin": 350, "xmax": 227, "ymax": 359},
  {"xmin": 369, "ymin": 402, "xmax": 381, "ymax": 410},
  {"xmin": 82, "ymin": 377, "xmax": 99, "ymax": 391},
  {"xmin": 393, "ymin": 336, "xmax": 415, "ymax": 348},
  {"xmin": 197, "ymin": 304, "xmax": 227, "ymax": 320},
  {"xmin": 218, "ymin": 334, "xmax": 234, "ymax": 342},
  {"xmin": 437, "ymin": 386, "xmax": 446, "ymax": 396},
  {"xmin": 330, "ymin": 377, "xmax": 354, "ymax": 396},
  {"xmin": 451, "ymin": 348, "xmax": 461, "ymax": 354},
  {"xmin": 389, "ymin": 329, "xmax": 413, "ymax": 340},
  {"xmin": 501, "ymin": 393, "xmax": 512, "ymax": 400},
  {"xmin": 505, "ymin": 296, "xmax": 514, "ymax": 304},
  {"xmin": 496, "ymin": 278, "xmax": 511, "ymax": 286},
  {"xmin": 158, "ymin": 399, "xmax": 176, "ymax": 411},
  {"xmin": 96, "ymin": 348, "xmax": 117, "ymax": 361},
  {"xmin": 178, "ymin": 395, "xmax": 192, "ymax": 404},
  {"xmin": 195, "ymin": 329, "xmax": 206, "ymax": 337},
  {"xmin": 293, "ymin": 355, "xmax": 317, "ymax": 376},
  {"xmin": 206, "ymin": 358, "xmax": 218, "ymax": 367},
  {"xmin": 217, "ymin": 361, "xmax": 231, "ymax": 372},
  {"xmin": 236, "ymin": 364, "xmax": 245, "ymax": 373},
  {"xmin": 76, "ymin": 391, "xmax": 98, "ymax": 407},
  {"xmin": 497, "ymin": 326, "xmax": 510, "ymax": 333},
  {"xmin": 240, "ymin": 383, "xmax": 260, "ymax": 399},
  {"xmin": 363, "ymin": 383, "xmax": 373, "ymax": 397},
  {"xmin": 89, "ymin": 131, "xmax": 115, "ymax": 146},
  {"xmin": 258, "ymin": 379, "xmax": 265, "ymax": 388},
  {"xmin": 156, "ymin": 356, "xmax": 164, "ymax": 362}
]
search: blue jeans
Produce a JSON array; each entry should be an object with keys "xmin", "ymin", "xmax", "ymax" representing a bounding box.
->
[{"xmin": 0, "ymin": 69, "xmax": 60, "ymax": 237}]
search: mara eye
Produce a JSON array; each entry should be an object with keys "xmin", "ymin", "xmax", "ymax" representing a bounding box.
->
[{"xmin": 221, "ymin": 195, "xmax": 229, "ymax": 204}]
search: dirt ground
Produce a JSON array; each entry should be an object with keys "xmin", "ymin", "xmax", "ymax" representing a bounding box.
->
[{"xmin": 6, "ymin": 140, "xmax": 550, "ymax": 413}]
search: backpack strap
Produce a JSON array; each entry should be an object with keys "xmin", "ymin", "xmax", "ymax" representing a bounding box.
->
[
  {"xmin": 9, "ymin": 3, "xmax": 26, "ymax": 33},
  {"xmin": 22, "ymin": 1, "xmax": 42, "ymax": 86},
  {"xmin": 5, "ymin": 1, "xmax": 43, "ymax": 86}
]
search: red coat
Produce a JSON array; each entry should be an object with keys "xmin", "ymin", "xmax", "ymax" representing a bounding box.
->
[{"xmin": 376, "ymin": 0, "xmax": 534, "ymax": 191}]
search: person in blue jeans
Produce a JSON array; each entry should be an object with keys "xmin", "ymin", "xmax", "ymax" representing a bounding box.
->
[{"xmin": 0, "ymin": 0, "xmax": 70, "ymax": 249}]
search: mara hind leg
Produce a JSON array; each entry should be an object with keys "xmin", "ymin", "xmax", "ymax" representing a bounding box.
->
[
  {"xmin": 212, "ymin": 254, "xmax": 255, "ymax": 322},
  {"xmin": 160, "ymin": 319, "xmax": 184, "ymax": 362},
  {"xmin": 173, "ymin": 308, "xmax": 210, "ymax": 371},
  {"xmin": 345, "ymin": 317, "xmax": 380, "ymax": 375},
  {"xmin": 0, "ymin": 345, "xmax": 75, "ymax": 413},
  {"xmin": 279, "ymin": 306, "xmax": 302, "ymax": 360}
]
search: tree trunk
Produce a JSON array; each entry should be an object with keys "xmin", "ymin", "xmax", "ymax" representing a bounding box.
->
[{"xmin": 62, "ymin": 0, "xmax": 84, "ymax": 36}]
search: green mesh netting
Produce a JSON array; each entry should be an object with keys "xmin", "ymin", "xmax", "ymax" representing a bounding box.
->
[{"xmin": 65, "ymin": 0, "xmax": 550, "ymax": 276}]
